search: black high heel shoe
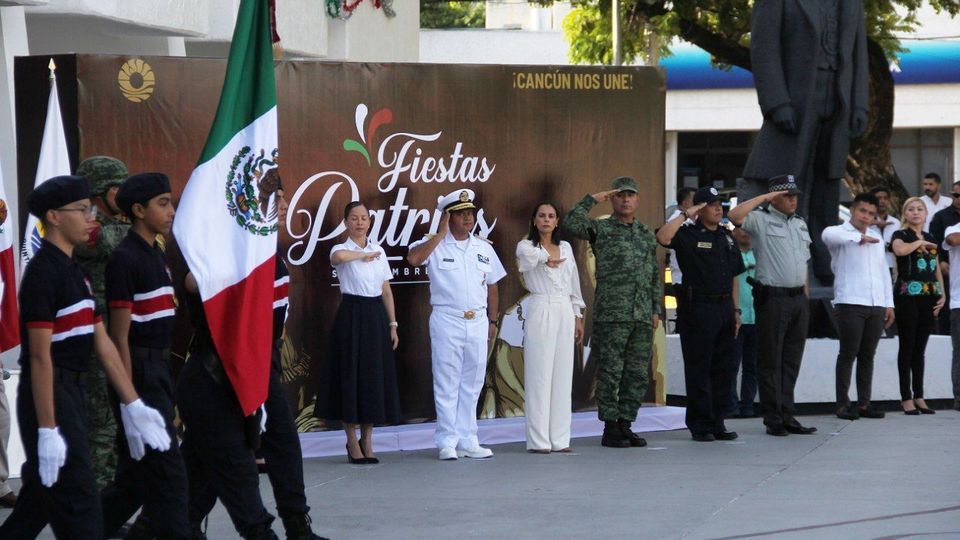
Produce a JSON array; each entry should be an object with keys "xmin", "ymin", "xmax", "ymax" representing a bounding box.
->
[
  {"xmin": 346, "ymin": 444, "xmax": 367, "ymax": 464},
  {"xmin": 918, "ymin": 407, "xmax": 936, "ymax": 415},
  {"xmin": 359, "ymin": 438, "xmax": 379, "ymax": 464}
]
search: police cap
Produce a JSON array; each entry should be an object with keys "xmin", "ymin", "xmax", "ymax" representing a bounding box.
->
[
  {"xmin": 768, "ymin": 174, "xmax": 802, "ymax": 195},
  {"xmin": 693, "ymin": 186, "xmax": 722, "ymax": 205}
]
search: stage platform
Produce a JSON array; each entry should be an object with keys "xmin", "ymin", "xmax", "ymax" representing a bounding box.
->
[
  {"xmin": 4, "ymin": 411, "xmax": 959, "ymax": 539},
  {"xmin": 300, "ymin": 407, "xmax": 686, "ymax": 459}
]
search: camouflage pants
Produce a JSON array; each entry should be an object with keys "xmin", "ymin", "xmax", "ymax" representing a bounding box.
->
[
  {"xmin": 593, "ymin": 321, "xmax": 652, "ymax": 422},
  {"xmin": 84, "ymin": 354, "xmax": 118, "ymax": 489}
]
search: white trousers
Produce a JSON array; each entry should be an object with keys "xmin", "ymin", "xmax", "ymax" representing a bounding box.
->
[
  {"xmin": 522, "ymin": 295, "xmax": 574, "ymax": 451},
  {"xmin": 430, "ymin": 309, "xmax": 489, "ymax": 449}
]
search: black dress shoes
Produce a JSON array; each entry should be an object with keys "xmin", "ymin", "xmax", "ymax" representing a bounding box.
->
[
  {"xmin": 785, "ymin": 423, "xmax": 817, "ymax": 434},
  {"xmin": 714, "ymin": 431, "xmax": 738, "ymax": 441},
  {"xmin": 765, "ymin": 425, "xmax": 788, "ymax": 436},
  {"xmin": 836, "ymin": 406, "xmax": 859, "ymax": 420},
  {"xmin": 857, "ymin": 406, "xmax": 885, "ymax": 419},
  {"xmin": 691, "ymin": 432, "xmax": 715, "ymax": 442}
]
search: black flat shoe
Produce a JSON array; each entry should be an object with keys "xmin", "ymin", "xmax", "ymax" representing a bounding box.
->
[
  {"xmin": 904, "ymin": 409, "xmax": 920, "ymax": 416},
  {"xmin": 691, "ymin": 433, "xmax": 715, "ymax": 442},
  {"xmin": 714, "ymin": 431, "xmax": 738, "ymax": 441},
  {"xmin": 918, "ymin": 407, "xmax": 935, "ymax": 415},
  {"xmin": 785, "ymin": 423, "xmax": 817, "ymax": 434},
  {"xmin": 766, "ymin": 425, "xmax": 788, "ymax": 437}
]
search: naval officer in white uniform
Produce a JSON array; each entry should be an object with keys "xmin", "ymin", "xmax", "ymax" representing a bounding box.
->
[{"xmin": 408, "ymin": 189, "xmax": 506, "ymax": 460}]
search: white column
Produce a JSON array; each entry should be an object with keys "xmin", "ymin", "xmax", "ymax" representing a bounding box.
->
[{"xmin": 664, "ymin": 131, "xmax": 678, "ymax": 208}]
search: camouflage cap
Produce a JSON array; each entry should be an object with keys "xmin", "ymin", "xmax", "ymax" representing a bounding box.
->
[
  {"xmin": 76, "ymin": 156, "xmax": 128, "ymax": 197},
  {"xmin": 611, "ymin": 176, "xmax": 638, "ymax": 193}
]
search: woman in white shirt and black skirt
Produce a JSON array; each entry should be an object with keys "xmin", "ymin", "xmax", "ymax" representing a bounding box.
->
[
  {"xmin": 315, "ymin": 201, "xmax": 401, "ymax": 464},
  {"xmin": 516, "ymin": 202, "xmax": 585, "ymax": 453}
]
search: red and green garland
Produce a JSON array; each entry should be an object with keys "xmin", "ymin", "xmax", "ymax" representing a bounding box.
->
[{"xmin": 325, "ymin": 0, "xmax": 396, "ymax": 20}]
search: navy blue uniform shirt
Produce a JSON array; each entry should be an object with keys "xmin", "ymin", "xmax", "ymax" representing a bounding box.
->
[
  {"xmin": 669, "ymin": 223, "xmax": 746, "ymax": 296},
  {"xmin": 106, "ymin": 231, "xmax": 176, "ymax": 349},
  {"xmin": 19, "ymin": 240, "xmax": 101, "ymax": 371}
]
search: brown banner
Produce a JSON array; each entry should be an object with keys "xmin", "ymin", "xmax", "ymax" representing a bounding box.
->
[{"xmin": 16, "ymin": 55, "xmax": 665, "ymax": 429}]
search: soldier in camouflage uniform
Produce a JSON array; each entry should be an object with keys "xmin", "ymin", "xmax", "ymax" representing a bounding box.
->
[
  {"xmin": 74, "ymin": 155, "xmax": 130, "ymax": 487},
  {"xmin": 564, "ymin": 176, "xmax": 662, "ymax": 448}
]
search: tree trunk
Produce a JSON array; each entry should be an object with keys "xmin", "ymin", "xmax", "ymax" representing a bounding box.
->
[{"xmin": 845, "ymin": 37, "xmax": 909, "ymax": 214}]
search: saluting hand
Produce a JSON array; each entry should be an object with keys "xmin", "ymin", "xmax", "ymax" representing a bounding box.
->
[
  {"xmin": 591, "ymin": 189, "xmax": 620, "ymax": 203},
  {"xmin": 859, "ymin": 234, "xmax": 880, "ymax": 245},
  {"xmin": 546, "ymin": 257, "xmax": 566, "ymax": 268},
  {"xmin": 684, "ymin": 203, "xmax": 707, "ymax": 220},
  {"xmin": 437, "ymin": 211, "xmax": 451, "ymax": 237},
  {"xmin": 920, "ymin": 241, "xmax": 938, "ymax": 252},
  {"xmin": 362, "ymin": 252, "xmax": 381, "ymax": 262},
  {"xmin": 765, "ymin": 190, "xmax": 790, "ymax": 201}
]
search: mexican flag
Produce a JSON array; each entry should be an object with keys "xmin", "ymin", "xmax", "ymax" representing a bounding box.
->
[
  {"xmin": 173, "ymin": 0, "xmax": 278, "ymax": 415},
  {"xmin": 0, "ymin": 165, "xmax": 20, "ymax": 352}
]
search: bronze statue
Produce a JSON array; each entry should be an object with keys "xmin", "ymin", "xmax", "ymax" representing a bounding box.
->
[{"xmin": 740, "ymin": 0, "xmax": 869, "ymax": 283}]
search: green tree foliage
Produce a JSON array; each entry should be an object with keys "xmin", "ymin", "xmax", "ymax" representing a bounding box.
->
[{"xmin": 421, "ymin": 1, "xmax": 486, "ymax": 29}]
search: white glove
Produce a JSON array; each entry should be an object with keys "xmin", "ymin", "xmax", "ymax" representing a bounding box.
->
[
  {"xmin": 124, "ymin": 399, "xmax": 171, "ymax": 453},
  {"xmin": 259, "ymin": 404, "xmax": 268, "ymax": 434},
  {"xmin": 37, "ymin": 427, "xmax": 67, "ymax": 487},
  {"xmin": 119, "ymin": 404, "xmax": 146, "ymax": 460}
]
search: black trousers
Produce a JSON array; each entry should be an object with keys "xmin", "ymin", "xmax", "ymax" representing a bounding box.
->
[
  {"xmin": 0, "ymin": 368, "xmax": 102, "ymax": 539},
  {"xmin": 894, "ymin": 295, "xmax": 935, "ymax": 401},
  {"xmin": 678, "ymin": 297, "xmax": 736, "ymax": 434},
  {"xmin": 757, "ymin": 294, "xmax": 809, "ymax": 428},
  {"xmin": 101, "ymin": 347, "xmax": 191, "ymax": 539},
  {"xmin": 177, "ymin": 353, "xmax": 274, "ymax": 538},
  {"xmin": 190, "ymin": 344, "xmax": 310, "ymax": 521},
  {"xmin": 835, "ymin": 304, "xmax": 886, "ymax": 408}
]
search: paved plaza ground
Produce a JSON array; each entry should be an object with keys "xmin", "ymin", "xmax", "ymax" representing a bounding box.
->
[{"xmin": 4, "ymin": 409, "xmax": 960, "ymax": 539}]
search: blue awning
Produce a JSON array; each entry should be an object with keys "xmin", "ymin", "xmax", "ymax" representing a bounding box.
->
[{"xmin": 661, "ymin": 39, "xmax": 960, "ymax": 90}]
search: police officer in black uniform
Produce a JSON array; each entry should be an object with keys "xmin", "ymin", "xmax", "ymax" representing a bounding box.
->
[
  {"xmin": 657, "ymin": 187, "xmax": 745, "ymax": 442},
  {"xmin": 0, "ymin": 175, "xmax": 169, "ymax": 539},
  {"xmin": 186, "ymin": 188, "xmax": 326, "ymax": 540},
  {"xmin": 99, "ymin": 173, "xmax": 191, "ymax": 539}
]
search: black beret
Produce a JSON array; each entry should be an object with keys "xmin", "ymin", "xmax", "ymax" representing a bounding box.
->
[
  {"xmin": 116, "ymin": 173, "xmax": 171, "ymax": 217},
  {"xmin": 27, "ymin": 175, "xmax": 91, "ymax": 218}
]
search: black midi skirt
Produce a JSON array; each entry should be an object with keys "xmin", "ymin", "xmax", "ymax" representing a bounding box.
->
[{"xmin": 314, "ymin": 294, "xmax": 401, "ymax": 424}]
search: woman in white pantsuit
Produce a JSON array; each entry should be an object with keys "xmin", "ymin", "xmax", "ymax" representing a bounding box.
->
[{"xmin": 517, "ymin": 202, "xmax": 585, "ymax": 453}]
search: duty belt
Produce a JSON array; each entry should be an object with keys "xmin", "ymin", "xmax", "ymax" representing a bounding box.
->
[
  {"xmin": 766, "ymin": 286, "xmax": 805, "ymax": 297},
  {"xmin": 434, "ymin": 306, "xmax": 486, "ymax": 320}
]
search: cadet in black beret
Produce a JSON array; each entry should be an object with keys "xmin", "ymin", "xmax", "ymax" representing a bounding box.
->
[
  {"xmin": 0, "ymin": 174, "xmax": 171, "ymax": 538},
  {"xmin": 26, "ymin": 175, "xmax": 91, "ymax": 219},
  {"xmin": 115, "ymin": 173, "xmax": 172, "ymax": 218}
]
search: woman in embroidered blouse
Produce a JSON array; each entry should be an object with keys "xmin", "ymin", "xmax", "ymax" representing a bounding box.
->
[
  {"xmin": 890, "ymin": 197, "xmax": 945, "ymax": 415},
  {"xmin": 516, "ymin": 202, "xmax": 586, "ymax": 453},
  {"xmin": 314, "ymin": 201, "xmax": 401, "ymax": 464}
]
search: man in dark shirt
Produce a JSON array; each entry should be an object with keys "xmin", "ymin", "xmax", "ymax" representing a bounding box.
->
[
  {"xmin": 98, "ymin": 173, "xmax": 191, "ymax": 539},
  {"xmin": 928, "ymin": 181, "xmax": 960, "ymax": 335},
  {"xmin": 185, "ymin": 188, "xmax": 326, "ymax": 540},
  {"xmin": 0, "ymin": 175, "xmax": 169, "ymax": 539},
  {"xmin": 657, "ymin": 187, "xmax": 745, "ymax": 442}
]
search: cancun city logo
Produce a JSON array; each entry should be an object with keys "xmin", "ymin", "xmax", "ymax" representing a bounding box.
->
[
  {"xmin": 286, "ymin": 103, "xmax": 497, "ymax": 269},
  {"xmin": 225, "ymin": 147, "xmax": 282, "ymax": 236}
]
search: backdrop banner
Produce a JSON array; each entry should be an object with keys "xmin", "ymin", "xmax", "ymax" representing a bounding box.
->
[{"xmin": 15, "ymin": 55, "xmax": 666, "ymax": 430}]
